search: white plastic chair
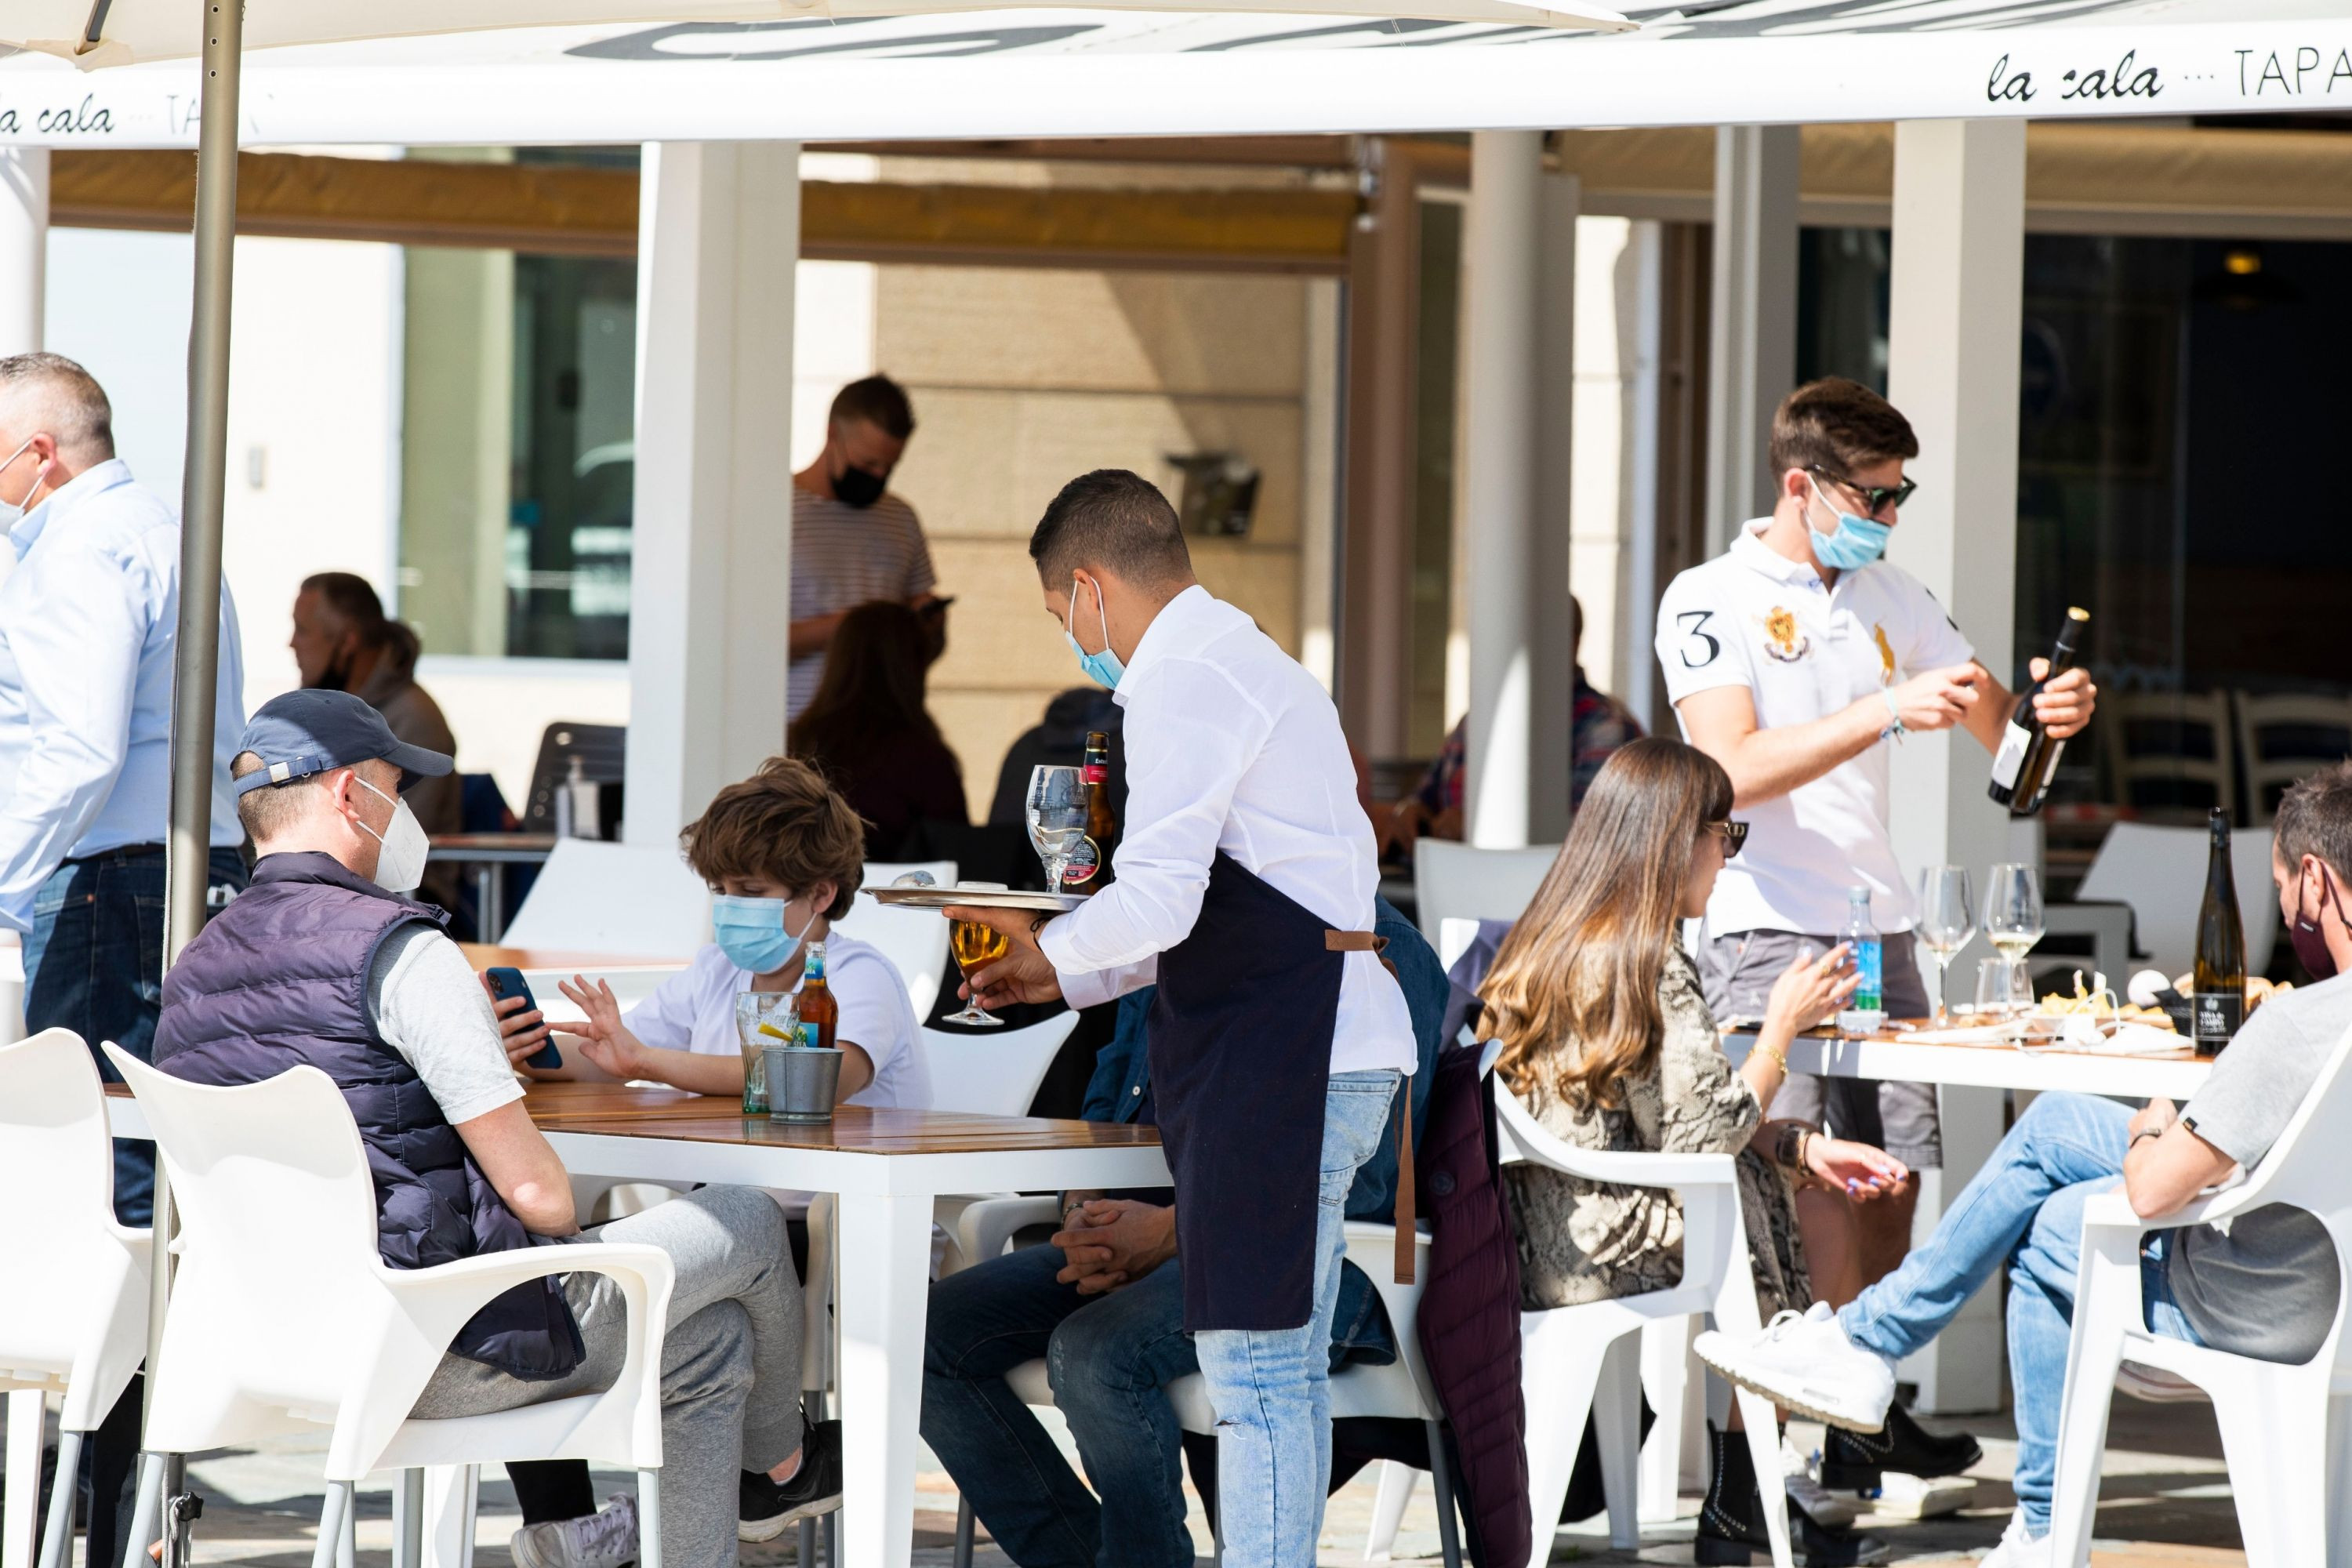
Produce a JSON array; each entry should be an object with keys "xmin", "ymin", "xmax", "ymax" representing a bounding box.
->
[
  {"xmin": 103, "ymin": 1046, "xmax": 677, "ymax": 1568},
  {"xmin": 2067, "ymin": 821, "xmax": 2280, "ymax": 981},
  {"xmin": 925, "ymin": 1014, "xmax": 1083, "ymax": 1275},
  {"xmin": 1411, "ymin": 841, "xmax": 1557, "ymax": 948},
  {"xmin": 499, "ymin": 839, "xmax": 711, "ymax": 956},
  {"xmin": 1491, "ymin": 1076, "xmax": 1791, "ymax": 1568},
  {"xmin": 2049, "ymin": 1021, "xmax": 2352, "ymax": 1567},
  {"xmin": 833, "ymin": 860, "xmax": 957, "ymax": 1022},
  {"xmin": 951, "ymin": 1223, "xmax": 1461, "ymax": 1568},
  {"xmin": 0, "ymin": 1032, "xmax": 152, "ymax": 1568}
]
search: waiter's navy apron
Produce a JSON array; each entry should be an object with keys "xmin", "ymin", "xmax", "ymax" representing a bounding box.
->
[{"xmin": 1148, "ymin": 851, "xmax": 1384, "ymax": 1333}]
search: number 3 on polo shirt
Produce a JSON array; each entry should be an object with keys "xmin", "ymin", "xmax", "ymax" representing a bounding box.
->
[{"xmin": 1676, "ymin": 610, "xmax": 1722, "ymax": 669}]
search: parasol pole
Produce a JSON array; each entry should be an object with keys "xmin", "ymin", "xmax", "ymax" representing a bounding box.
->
[{"xmin": 143, "ymin": 0, "xmax": 242, "ymax": 1562}]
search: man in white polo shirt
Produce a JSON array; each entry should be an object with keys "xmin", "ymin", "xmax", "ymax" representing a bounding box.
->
[{"xmin": 1657, "ymin": 378, "xmax": 2097, "ymax": 1310}]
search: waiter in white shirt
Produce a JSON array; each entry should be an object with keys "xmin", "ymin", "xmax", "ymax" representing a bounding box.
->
[
  {"xmin": 952, "ymin": 468, "xmax": 1414, "ymax": 1568},
  {"xmin": 0, "ymin": 353, "xmax": 248, "ymax": 1228},
  {"xmin": 1657, "ymin": 377, "xmax": 2096, "ymax": 1299}
]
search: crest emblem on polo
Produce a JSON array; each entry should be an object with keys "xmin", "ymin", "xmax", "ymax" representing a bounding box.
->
[
  {"xmin": 1875, "ymin": 623, "xmax": 1897, "ymax": 684},
  {"xmin": 1761, "ymin": 608, "xmax": 1809, "ymax": 662}
]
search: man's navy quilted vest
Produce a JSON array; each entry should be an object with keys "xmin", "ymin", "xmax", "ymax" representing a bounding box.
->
[{"xmin": 154, "ymin": 851, "xmax": 583, "ymax": 1381}]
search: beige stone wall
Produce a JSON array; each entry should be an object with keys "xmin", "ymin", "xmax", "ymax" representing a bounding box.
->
[{"xmin": 877, "ymin": 263, "xmax": 1315, "ymax": 822}]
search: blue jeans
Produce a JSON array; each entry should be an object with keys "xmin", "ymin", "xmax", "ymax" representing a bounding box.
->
[
  {"xmin": 1836, "ymin": 1093, "xmax": 2202, "ymax": 1534},
  {"xmin": 23, "ymin": 846, "xmax": 247, "ymax": 1226},
  {"xmin": 924, "ymin": 1241, "xmax": 1201, "ymax": 1568},
  {"xmin": 1196, "ymin": 1069, "xmax": 1399, "ymax": 1568}
]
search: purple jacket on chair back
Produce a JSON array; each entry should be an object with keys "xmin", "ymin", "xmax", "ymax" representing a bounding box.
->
[
  {"xmin": 1415, "ymin": 1039, "xmax": 1530, "ymax": 1567},
  {"xmin": 153, "ymin": 851, "xmax": 583, "ymax": 1381}
]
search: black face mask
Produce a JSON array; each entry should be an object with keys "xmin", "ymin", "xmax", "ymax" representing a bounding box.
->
[
  {"xmin": 309, "ymin": 648, "xmax": 353, "ymax": 693},
  {"xmin": 2291, "ymin": 859, "xmax": 2346, "ymax": 981},
  {"xmin": 832, "ymin": 462, "xmax": 888, "ymax": 510}
]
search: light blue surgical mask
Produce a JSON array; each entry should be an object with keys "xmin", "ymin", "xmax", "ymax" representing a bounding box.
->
[
  {"xmin": 1806, "ymin": 475, "xmax": 1893, "ymax": 571},
  {"xmin": 711, "ymin": 893, "xmax": 818, "ymax": 977},
  {"xmin": 1065, "ymin": 577, "xmax": 1125, "ymax": 690},
  {"xmin": 0, "ymin": 436, "xmax": 53, "ymax": 538}
]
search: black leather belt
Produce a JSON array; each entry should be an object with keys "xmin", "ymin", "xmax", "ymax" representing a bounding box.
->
[{"xmin": 64, "ymin": 843, "xmax": 166, "ymax": 866}]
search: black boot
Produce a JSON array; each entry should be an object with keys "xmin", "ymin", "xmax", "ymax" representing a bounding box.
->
[
  {"xmin": 1695, "ymin": 1423, "xmax": 1892, "ymax": 1567},
  {"xmin": 1819, "ymin": 1399, "xmax": 1983, "ymax": 1490}
]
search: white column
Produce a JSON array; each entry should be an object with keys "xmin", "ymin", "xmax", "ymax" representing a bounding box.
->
[
  {"xmin": 1462, "ymin": 130, "xmax": 1543, "ymax": 850},
  {"xmin": 625, "ymin": 142, "xmax": 799, "ymax": 848},
  {"xmin": 1704, "ymin": 125, "xmax": 1798, "ymax": 554},
  {"xmin": 1884, "ymin": 117, "xmax": 2027, "ymax": 1415},
  {"xmin": 1528, "ymin": 174, "xmax": 1580, "ymax": 847},
  {"xmin": 0, "ymin": 149, "xmax": 45, "ymax": 358}
]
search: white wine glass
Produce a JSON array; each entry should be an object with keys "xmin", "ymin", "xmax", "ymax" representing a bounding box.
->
[
  {"xmin": 1027, "ymin": 765, "xmax": 1091, "ymax": 895},
  {"xmin": 1984, "ymin": 862, "xmax": 2045, "ymax": 996},
  {"xmin": 1915, "ymin": 866, "xmax": 1976, "ymax": 1025}
]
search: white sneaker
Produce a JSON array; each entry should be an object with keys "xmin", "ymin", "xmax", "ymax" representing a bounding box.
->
[
  {"xmin": 511, "ymin": 1494, "xmax": 639, "ymax": 1568},
  {"xmin": 1781, "ymin": 1437, "xmax": 1860, "ymax": 1528},
  {"xmin": 1979, "ymin": 1508, "xmax": 2053, "ymax": 1568},
  {"xmin": 1693, "ymin": 1302, "xmax": 1897, "ymax": 1433},
  {"xmin": 1857, "ymin": 1469, "xmax": 1973, "ymax": 1519}
]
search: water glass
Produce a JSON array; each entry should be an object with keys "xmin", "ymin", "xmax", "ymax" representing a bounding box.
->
[
  {"xmin": 1027, "ymin": 765, "xmax": 1090, "ymax": 893},
  {"xmin": 1915, "ymin": 866, "xmax": 1976, "ymax": 1024},
  {"xmin": 1973, "ymin": 956, "xmax": 2034, "ymax": 1018},
  {"xmin": 735, "ymin": 990, "xmax": 794, "ymax": 1114}
]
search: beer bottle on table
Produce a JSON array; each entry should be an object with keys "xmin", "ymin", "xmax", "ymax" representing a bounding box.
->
[
  {"xmin": 1838, "ymin": 885, "xmax": 1886, "ymax": 1037},
  {"xmin": 799, "ymin": 940, "xmax": 840, "ymax": 1054},
  {"xmin": 1988, "ymin": 606, "xmax": 2090, "ymax": 817},
  {"xmin": 1062, "ymin": 730, "xmax": 1120, "ymax": 888},
  {"xmin": 2193, "ymin": 809, "xmax": 2246, "ymax": 1058}
]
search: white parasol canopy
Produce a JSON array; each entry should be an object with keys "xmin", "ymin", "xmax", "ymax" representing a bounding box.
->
[
  {"xmin": 4, "ymin": 0, "xmax": 1632, "ymax": 68},
  {"xmin": 2, "ymin": 0, "xmax": 2348, "ymax": 147}
]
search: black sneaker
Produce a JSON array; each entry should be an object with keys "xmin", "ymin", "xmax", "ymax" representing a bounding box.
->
[
  {"xmin": 739, "ymin": 1420, "xmax": 843, "ymax": 1542},
  {"xmin": 1819, "ymin": 1401, "xmax": 1982, "ymax": 1490}
]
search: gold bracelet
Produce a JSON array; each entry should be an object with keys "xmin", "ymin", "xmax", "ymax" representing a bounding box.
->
[{"xmin": 1757, "ymin": 1040, "xmax": 1789, "ymax": 1074}]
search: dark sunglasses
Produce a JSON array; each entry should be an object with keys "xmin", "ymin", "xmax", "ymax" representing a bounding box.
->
[
  {"xmin": 1810, "ymin": 466, "xmax": 1918, "ymax": 516},
  {"xmin": 1704, "ymin": 819, "xmax": 1749, "ymax": 858}
]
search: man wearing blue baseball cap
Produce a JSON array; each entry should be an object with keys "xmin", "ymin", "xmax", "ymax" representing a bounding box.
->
[{"xmin": 151, "ymin": 689, "xmax": 840, "ymax": 1568}]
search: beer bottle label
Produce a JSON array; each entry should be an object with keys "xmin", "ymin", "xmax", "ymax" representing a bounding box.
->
[
  {"xmin": 1062, "ymin": 835, "xmax": 1102, "ymax": 887},
  {"xmin": 2194, "ymin": 989, "xmax": 2243, "ymax": 1051}
]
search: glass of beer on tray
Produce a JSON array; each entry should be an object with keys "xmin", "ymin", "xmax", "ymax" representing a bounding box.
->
[{"xmin": 946, "ymin": 917, "xmax": 1011, "ymax": 1028}]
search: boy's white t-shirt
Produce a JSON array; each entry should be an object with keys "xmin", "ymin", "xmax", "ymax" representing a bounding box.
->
[
  {"xmin": 1654, "ymin": 518, "xmax": 1976, "ymax": 937},
  {"xmin": 622, "ymin": 933, "xmax": 931, "ymax": 1111}
]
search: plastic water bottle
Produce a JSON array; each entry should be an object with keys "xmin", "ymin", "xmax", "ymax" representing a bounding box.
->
[{"xmin": 1838, "ymin": 885, "xmax": 1886, "ymax": 1036}]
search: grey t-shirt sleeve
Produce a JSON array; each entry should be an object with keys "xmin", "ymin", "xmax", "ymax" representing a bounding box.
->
[
  {"xmin": 2180, "ymin": 988, "xmax": 2331, "ymax": 1168},
  {"xmin": 366, "ymin": 925, "xmax": 526, "ymax": 1126}
]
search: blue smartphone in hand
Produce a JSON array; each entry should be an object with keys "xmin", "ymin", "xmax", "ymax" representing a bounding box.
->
[{"xmin": 486, "ymin": 966, "xmax": 561, "ymax": 1069}]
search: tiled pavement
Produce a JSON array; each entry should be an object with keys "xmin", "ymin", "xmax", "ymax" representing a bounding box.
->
[{"xmin": 47, "ymin": 1392, "xmax": 2244, "ymax": 1566}]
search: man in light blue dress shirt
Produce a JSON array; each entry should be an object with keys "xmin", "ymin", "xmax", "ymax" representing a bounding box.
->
[{"xmin": 0, "ymin": 353, "xmax": 248, "ymax": 1226}]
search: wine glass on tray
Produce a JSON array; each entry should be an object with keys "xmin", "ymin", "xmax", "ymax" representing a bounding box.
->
[{"xmin": 1027, "ymin": 765, "xmax": 1091, "ymax": 895}]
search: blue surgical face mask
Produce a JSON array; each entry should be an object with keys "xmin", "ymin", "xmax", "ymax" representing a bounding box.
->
[
  {"xmin": 1065, "ymin": 577, "xmax": 1125, "ymax": 690},
  {"xmin": 711, "ymin": 893, "xmax": 818, "ymax": 976},
  {"xmin": 1806, "ymin": 475, "xmax": 1893, "ymax": 571},
  {"xmin": 0, "ymin": 436, "xmax": 53, "ymax": 536}
]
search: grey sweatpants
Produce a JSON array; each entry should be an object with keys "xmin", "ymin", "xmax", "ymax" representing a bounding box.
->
[{"xmin": 410, "ymin": 1185, "xmax": 805, "ymax": 1567}]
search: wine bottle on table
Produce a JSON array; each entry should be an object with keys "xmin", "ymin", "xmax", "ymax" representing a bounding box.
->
[
  {"xmin": 1989, "ymin": 606, "xmax": 2090, "ymax": 816},
  {"xmin": 2193, "ymin": 808, "xmax": 2246, "ymax": 1058}
]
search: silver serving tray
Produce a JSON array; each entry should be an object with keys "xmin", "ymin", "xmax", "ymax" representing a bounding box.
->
[{"xmin": 864, "ymin": 885, "xmax": 1090, "ymax": 913}]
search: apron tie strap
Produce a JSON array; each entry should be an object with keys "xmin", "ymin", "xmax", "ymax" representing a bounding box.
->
[{"xmin": 1327, "ymin": 929, "xmax": 1415, "ymax": 1281}]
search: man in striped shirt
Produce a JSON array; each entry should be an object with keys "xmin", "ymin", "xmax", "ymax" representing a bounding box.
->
[{"xmin": 789, "ymin": 375, "xmax": 940, "ymax": 720}]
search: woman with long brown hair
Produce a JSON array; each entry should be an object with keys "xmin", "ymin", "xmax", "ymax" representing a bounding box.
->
[
  {"xmin": 1481, "ymin": 736, "xmax": 1909, "ymax": 1566},
  {"xmin": 788, "ymin": 600, "xmax": 967, "ymax": 858}
]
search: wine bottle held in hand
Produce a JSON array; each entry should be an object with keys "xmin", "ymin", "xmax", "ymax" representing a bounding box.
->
[
  {"xmin": 1838, "ymin": 886, "xmax": 1886, "ymax": 1036},
  {"xmin": 2193, "ymin": 808, "xmax": 2246, "ymax": 1058},
  {"xmin": 1988, "ymin": 606, "xmax": 2090, "ymax": 816}
]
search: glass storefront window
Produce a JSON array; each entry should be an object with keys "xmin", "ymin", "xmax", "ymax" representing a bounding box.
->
[{"xmin": 397, "ymin": 244, "xmax": 638, "ymax": 661}]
